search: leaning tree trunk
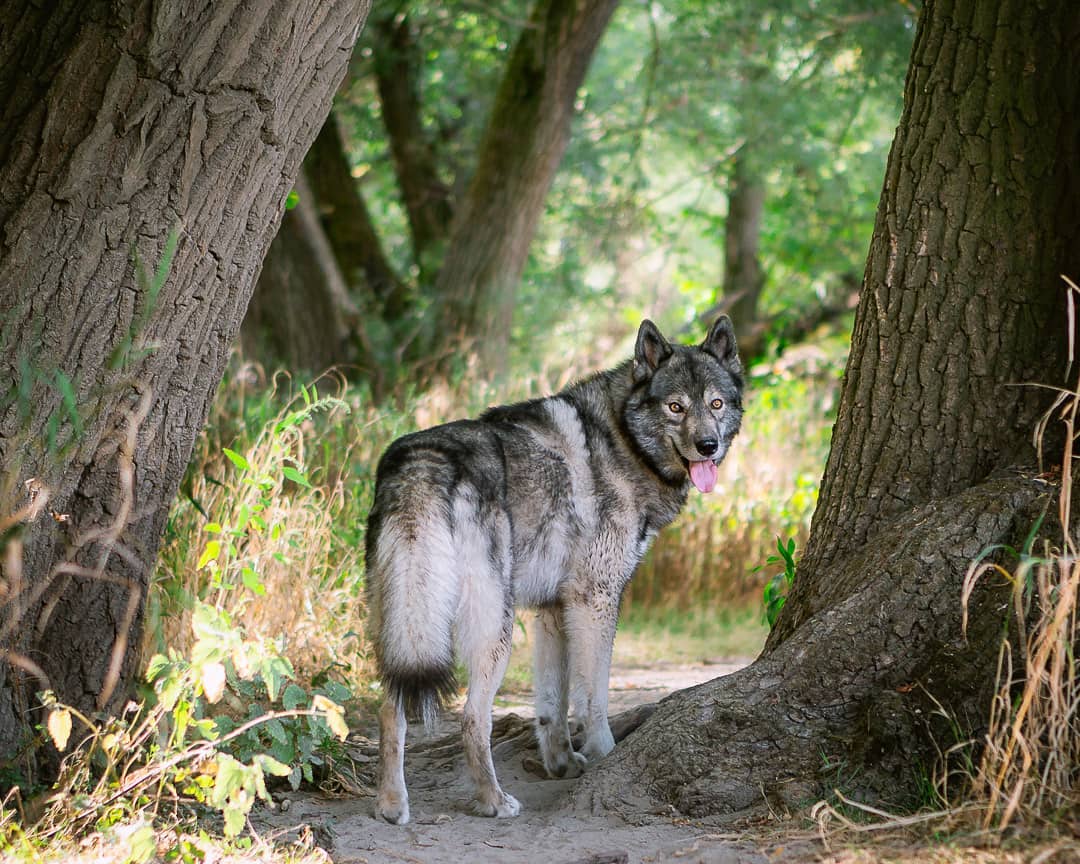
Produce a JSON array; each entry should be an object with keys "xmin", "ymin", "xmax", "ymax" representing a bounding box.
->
[
  {"xmin": 0, "ymin": 0, "xmax": 368, "ymax": 773},
  {"xmin": 242, "ymin": 173, "xmax": 360, "ymax": 375},
  {"xmin": 242, "ymin": 111, "xmax": 405, "ymax": 397},
  {"xmin": 578, "ymin": 0, "xmax": 1080, "ymax": 817},
  {"xmin": 430, "ymin": 0, "xmax": 620, "ymax": 374}
]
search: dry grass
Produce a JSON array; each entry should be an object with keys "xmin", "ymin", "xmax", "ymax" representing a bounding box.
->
[
  {"xmin": 958, "ymin": 306, "xmax": 1080, "ymax": 830},
  {"xmin": 150, "ymin": 367, "xmax": 373, "ymax": 686}
]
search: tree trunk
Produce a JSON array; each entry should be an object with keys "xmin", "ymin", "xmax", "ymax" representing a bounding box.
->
[
  {"xmin": 304, "ymin": 112, "xmax": 407, "ymax": 321},
  {"xmin": 0, "ymin": 0, "xmax": 368, "ymax": 773},
  {"xmin": 373, "ymin": 11, "xmax": 453, "ymax": 278},
  {"xmin": 430, "ymin": 0, "xmax": 620, "ymax": 375},
  {"xmin": 242, "ymin": 111, "xmax": 404, "ymax": 396},
  {"xmin": 578, "ymin": 0, "xmax": 1080, "ymax": 817},
  {"xmin": 722, "ymin": 146, "xmax": 765, "ymax": 332},
  {"xmin": 241, "ymin": 173, "xmax": 359, "ymax": 375}
]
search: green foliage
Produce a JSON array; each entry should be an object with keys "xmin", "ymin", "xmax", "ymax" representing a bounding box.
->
[
  {"xmin": 107, "ymin": 228, "xmax": 179, "ymax": 371},
  {"xmin": 12, "ymin": 600, "xmax": 350, "ymax": 856},
  {"xmin": 332, "ymin": 0, "xmax": 914, "ymax": 380},
  {"xmin": 758, "ymin": 535, "xmax": 798, "ymax": 629}
]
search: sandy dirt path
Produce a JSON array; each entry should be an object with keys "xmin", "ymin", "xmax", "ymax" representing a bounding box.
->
[{"xmin": 257, "ymin": 658, "xmax": 815, "ymax": 864}]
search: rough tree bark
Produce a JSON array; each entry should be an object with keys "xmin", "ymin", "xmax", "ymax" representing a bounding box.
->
[
  {"xmin": 0, "ymin": 0, "xmax": 369, "ymax": 770},
  {"xmin": 577, "ymin": 0, "xmax": 1080, "ymax": 816},
  {"xmin": 431, "ymin": 0, "xmax": 620, "ymax": 373}
]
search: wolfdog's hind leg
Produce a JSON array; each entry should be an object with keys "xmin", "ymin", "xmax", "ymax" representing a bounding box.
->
[
  {"xmin": 375, "ymin": 697, "xmax": 410, "ymax": 824},
  {"xmin": 460, "ymin": 618, "xmax": 520, "ymax": 818},
  {"xmin": 533, "ymin": 607, "xmax": 586, "ymax": 778}
]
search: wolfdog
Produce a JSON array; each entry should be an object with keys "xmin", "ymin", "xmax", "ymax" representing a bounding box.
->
[{"xmin": 366, "ymin": 316, "xmax": 743, "ymax": 823}]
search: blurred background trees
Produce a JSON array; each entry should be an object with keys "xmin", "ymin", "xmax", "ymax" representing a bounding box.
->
[{"xmin": 240, "ymin": 0, "xmax": 915, "ymax": 394}]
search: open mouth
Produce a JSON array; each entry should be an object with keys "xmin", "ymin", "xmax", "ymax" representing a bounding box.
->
[{"xmin": 680, "ymin": 456, "xmax": 718, "ymax": 493}]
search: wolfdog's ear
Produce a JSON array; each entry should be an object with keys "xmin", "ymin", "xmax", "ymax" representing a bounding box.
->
[
  {"xmin": 634, "ymin": 319, "xmax": 673, "ymax": 382},
  {"xmin": 702, "ymin": 315, "xmax": 742, "ymax": 374}
]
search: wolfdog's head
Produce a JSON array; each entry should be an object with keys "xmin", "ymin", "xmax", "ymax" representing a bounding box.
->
[{"xmin": 624, "ymin": 316, "xmax": 744, "ymax": 493}]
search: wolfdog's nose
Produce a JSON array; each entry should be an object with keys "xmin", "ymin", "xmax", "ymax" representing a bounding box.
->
[{"xmin": 696, "ymin": 437, "xmax": 718, "ymax": 457}]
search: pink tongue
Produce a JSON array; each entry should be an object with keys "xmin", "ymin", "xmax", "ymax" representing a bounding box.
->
[{"xmin": 689, "ymin": 460, "xmax": 717, "ymax": 493}]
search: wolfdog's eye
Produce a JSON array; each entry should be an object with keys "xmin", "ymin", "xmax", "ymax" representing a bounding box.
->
[
  {"xmin": 668, "ymin": 401, "xmax": 684, "ymax": 414},
  {"xmin": 710, "ymin": 398, "xmax": 723, "ymax": 410}
]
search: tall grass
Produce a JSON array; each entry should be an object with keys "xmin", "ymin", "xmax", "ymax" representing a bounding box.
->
[
  {"xmin": 961, "ymin": 286, "xmax": 1080, "ymax": 829},
  {"xmin": 152, "ymin": 366, "xmax": 374, "ymax": 687}
]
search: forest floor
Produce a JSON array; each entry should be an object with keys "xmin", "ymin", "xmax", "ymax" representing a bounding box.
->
[
  {"xmin": 251, "ymin": 658, "xmax": 1069, "ymax": 864},
  {"xmin": 257, "ymin": 656, "xmax": 792, "ymax": 864}
]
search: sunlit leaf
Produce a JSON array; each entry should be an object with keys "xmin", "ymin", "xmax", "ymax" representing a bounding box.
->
[{"xmin": 47, "ymin": 707, "xmax": 72, "ymax": 751}]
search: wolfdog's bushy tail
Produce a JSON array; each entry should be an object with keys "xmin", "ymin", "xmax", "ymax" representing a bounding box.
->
[{"xmin": 365, "ymin": 495, "xmax": 459, "ymax": 728}]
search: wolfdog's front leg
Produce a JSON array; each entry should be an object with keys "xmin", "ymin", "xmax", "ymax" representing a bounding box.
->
[
  {"xmin": 533, "ymin": 607, "xmax": 587, "ymax": 778},
  {"xmin": 564, "ymin": 596, "xmax": 619, "ymax": 763}
]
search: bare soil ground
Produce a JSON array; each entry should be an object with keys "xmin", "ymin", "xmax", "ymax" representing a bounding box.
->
[
  {"xmin": 256, "ymin": 658, "xmax": 821, "ymax": 863},
  {"xmin": 253, "ymin": 659, "xmax": 1075, "ymax": 863}
]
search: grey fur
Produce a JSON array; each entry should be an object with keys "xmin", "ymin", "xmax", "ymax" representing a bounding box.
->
[{"xmin": 366, "ymin": 317, "xmax": 743, "ymax": 823}]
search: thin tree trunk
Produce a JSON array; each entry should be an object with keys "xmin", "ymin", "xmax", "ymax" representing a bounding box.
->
[
  {"xmin": 242, "ymin": 173, "xmax": 359, "ymax": 374},
  {"xmin": 0, "ymin": 0, "xmax": 368, "ymax": 772},
  {"xmin": 430, "ymin": 0, "xmax": 620, "ymax": 374},
  {"xmin": 304, "ymin": 112, "xmax": 407, "ymax": 320},
  {"xmin": 373, "ymin": 12, "xmax": 453, "ymax": 276},
  {"xmin": 577, "ymin": 0, "xmax": 1080, "ymax": 816},
  {"xmin": 722, "ymin": 146, "xmax": 766, "ymax": 331}
]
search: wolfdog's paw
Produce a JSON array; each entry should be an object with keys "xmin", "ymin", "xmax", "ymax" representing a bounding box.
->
[
  {"xmin": 581, "ymin": 728, "xmax": 616, "ymax": 763},
  {"xmin": 544, "ymin": 748, "xmax": 587, "ymax": 779},
  {"xmin": 375, "ymin": 792, "xmax": 411, "ymax": 825},
  {"xmin": 474, "ymin": 791, "xmax": 521, "ymax": 818}
]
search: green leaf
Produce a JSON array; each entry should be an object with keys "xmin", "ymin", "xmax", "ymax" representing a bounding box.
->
[
  {"xmin": 145, "ymin": 653, "xmax": 171, "ymax": 683},
  {"xmin": 260, "ymin": 656, "xmax": 293, "ymax": 702},
  {"xmin": 281, "ymin": 466, "xmax": 311, "ymax": 488},
  {"xmin": 196, "ymin": 540, "xmax": 220, "ymax": 570},
  {"xmin": 209, "ymin": 754, "xmax": 246, "ymax": 808},
  {"xmin": 285, "ymin": 189, "xmax": 300, "ymax": 210},
  {"xmin": 223, "ymin": 804, "xmax": 246, "ymax": 838},
  {"xmin": 320, "ymin": 680, "xmax": 352, "ymax": 704},
  {"xmin": 255, "ymin": 753, "xmax": 292, "ymax": 777},
  {"xmin": 222, "ymin": 448, "xmax": 251, "ymax": 472},
  {"xmin": 271, "ymin": 738, "xmax": 298, "ymax": 767},
  {"xmin": 54, "ymin": 371, "xmax": 83, "ymax": 438},
  {"xmin": 125, "ymin": 824, "xmax": 157, "ymax": 864},
  {"xmin": 282, "ymin": 683, "xmax": 307, "ymax": 711},
  {"xmin": 241, "ymin": 567, "xmax": 266, "ymax": 596},
  {"xmin": 265, "ymin": 717, "xmax": 289, "ymax": 745}
]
